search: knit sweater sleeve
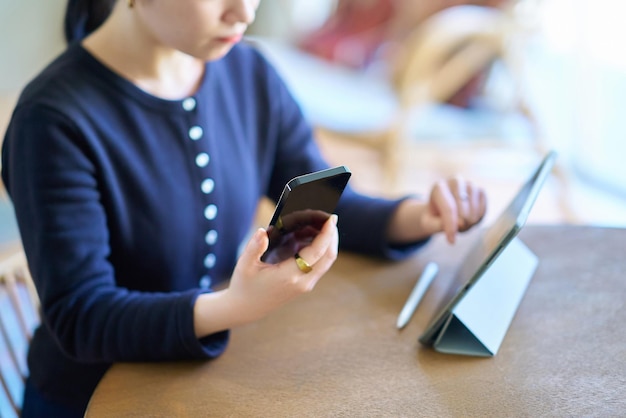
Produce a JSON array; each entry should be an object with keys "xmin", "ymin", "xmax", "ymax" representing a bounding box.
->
[{"xmin": 2, "ymin": 103, "xmax": 227, "ymax": 362}]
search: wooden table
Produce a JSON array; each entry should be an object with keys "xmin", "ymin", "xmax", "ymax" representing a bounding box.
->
[{"xmin": 86, "ymin": 225, "xmax": 626, "ymax": 417}]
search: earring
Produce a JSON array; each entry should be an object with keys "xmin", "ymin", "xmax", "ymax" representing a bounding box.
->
[{"xmin": 127, "ymin": 0, "xmax": 135, "ymax": 7}]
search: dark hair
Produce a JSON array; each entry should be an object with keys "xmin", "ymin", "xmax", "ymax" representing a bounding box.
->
[{"xmin": 64, "ymin": 0, "xmax": 117, "ymax": 44}]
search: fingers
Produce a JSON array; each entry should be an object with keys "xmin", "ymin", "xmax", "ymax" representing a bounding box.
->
[
  {"xmin": 468, "ymin": 184, "xmax": 487, "ymax": 228},
  {"xmin": 430, "ymin": 180, "xmax": 459, "ymax": 244},
  {"xmin": 280, "ymin": 209, "xmax": 330, "ymax": 232},
  {"xmin": 285, "ymin": 214, "xmax": 338, "ymax": 288},
  {"xmin": 303, "ymin": 215, "xmax": 339, "ymax": 289},
  {"xmin": 450, "ymin": 176, "xmax": 471, "ymax": 233},
  {"xmin": 431, "ymin": 176, "xmax": 487, "ymax": 244},
  {"xmin": 450, "ymin": 177, "xmax": 485, "ymax": 231}
]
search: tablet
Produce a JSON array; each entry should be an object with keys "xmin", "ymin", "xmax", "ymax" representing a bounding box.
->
[{"xmin": 419, "ymin": 150, "xmax": 557, "ymax": 346}]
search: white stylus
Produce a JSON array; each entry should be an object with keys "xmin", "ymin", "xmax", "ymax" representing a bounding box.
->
[{"xmin": 396, "ymin": 262, "xmax": 439, "ymax": 329}]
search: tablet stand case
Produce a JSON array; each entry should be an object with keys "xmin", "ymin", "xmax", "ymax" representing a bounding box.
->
[{"xmin": 432, "ymin": 237, "xmax": 538, "ymax": 357}]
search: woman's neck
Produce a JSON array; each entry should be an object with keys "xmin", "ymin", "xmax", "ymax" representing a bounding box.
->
[{"xmin": 82, "ymin": 4, "xmax": 205, "ymax": 100}]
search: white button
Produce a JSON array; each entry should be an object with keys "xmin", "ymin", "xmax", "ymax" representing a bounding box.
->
[
  {"xmin": 189, "ymin": 126, "xmax": 203, "ymax": 141},
  {"xmin": 205, "ymin": 229, "xmax": 218, "ymax": 245},
  {"xmin": 204, "ymin": 253, "xmax": 216, "ymax": 269},
  {"xmin": 204, "ymin": 204, "xmax": 217, "ymax": 220},
  {"xmin": 182, "ymin": 97, "xmax": 196, "ymax": 111},
  {"xmin": 195, "ymin": 153, "xmax": 210, "ymax": 167},
  {"xmin": 201, "ymin": 178, "xmax": 215, "ymax": 194},
  {"xmin": 199, "ymin": 275, "xmax": 212, "ymax": 289}
]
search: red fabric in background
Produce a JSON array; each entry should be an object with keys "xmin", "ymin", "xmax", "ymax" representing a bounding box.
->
[{"xmin": 298, "ymin": 0, "xmax": 396, "ymax": 69}]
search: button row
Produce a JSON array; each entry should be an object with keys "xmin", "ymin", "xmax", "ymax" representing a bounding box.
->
[{"xmin": 183, "ymin": 97, "xmax": 217, "ymax": 290}]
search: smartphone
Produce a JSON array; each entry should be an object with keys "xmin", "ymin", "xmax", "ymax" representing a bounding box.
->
[{"xmin": 261, "ymin": 166, "xmax": 352, "ymax": 263}]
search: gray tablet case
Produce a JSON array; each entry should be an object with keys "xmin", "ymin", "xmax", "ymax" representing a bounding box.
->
[
  {"xmin": 419, "ymin": 151, "xmax": 557, "ymax": 357},
  {"xmin": 431, "ymin": 237, "xmax": 537, "ymax": 356}
]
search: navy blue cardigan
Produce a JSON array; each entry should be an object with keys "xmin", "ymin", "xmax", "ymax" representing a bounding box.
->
[{"xmin": 1, "ymin": 41, "xmax": 424, "ymax": 410}]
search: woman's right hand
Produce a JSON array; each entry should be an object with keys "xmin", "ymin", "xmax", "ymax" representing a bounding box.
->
[{"xmin": 193, "ymin": 214, "xmax": 339, "ymax": 338}]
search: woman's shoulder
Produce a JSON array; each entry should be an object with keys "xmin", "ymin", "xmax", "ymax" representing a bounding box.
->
[
  {"xmin": 13, "ymin": 43, "xmax": 136, "ymax": 127},
  {"xmin": 3, "ymin": 44, "xmax": 99, "ymax": 140},
  {"xmin": 17, "ymin": 43, "xmax": 93, "ymax": 107}
]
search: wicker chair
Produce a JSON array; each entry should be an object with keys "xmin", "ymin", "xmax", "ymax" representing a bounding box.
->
[{"xmin": 0, "ymin": 249, "xmax": 39, "ymax": 418}]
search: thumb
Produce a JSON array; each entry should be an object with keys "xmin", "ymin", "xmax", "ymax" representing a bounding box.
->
[{"xmin": 239, "ymin": 228, "xmax": 270, "ymax": 264}]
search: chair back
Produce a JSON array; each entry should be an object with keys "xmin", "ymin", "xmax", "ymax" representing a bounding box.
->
[
  {"xmin": 0, "ymin": 249, "xmax": 39, "ymax": 418},
  {"xmin": 392, "ymin": 5, "xmax": 510, "ymax": 109}
]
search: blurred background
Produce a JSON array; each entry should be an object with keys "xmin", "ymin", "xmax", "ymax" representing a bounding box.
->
[
  {"xmin": 1, "ymin": 0, "xmax": 625, "ymax": 237},
  {"xmin": 1, "ymin": 0, "xmax": 66, "ymax": 246},
  {"xmin": 245, "ymin": 0, "xmax": 626, "ymax": 227}
]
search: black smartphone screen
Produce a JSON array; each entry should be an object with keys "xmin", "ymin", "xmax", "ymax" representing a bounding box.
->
[{"xmin": 261, "ymin": 166, "xmax": 351, "ymax": 263}]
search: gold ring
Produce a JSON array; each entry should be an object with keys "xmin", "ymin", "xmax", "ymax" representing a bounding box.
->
[
  {"xmin": 294, "ymin": 253, "xmax": 313, "ymax": 273},
  {"xmin": 275, "ymin": 216, "xmax": 284, "ymax": 232}
]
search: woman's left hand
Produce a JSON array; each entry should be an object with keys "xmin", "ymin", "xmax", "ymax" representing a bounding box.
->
[
  {"xmin": 423, "ymin": 176, "xmax": 487, "ymax": 243},
  {"xmin": 388, "ymin": 176, "xmax": 487, "ymax": 245}
]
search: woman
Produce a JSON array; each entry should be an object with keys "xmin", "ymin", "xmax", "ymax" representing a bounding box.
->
[{"xmin": 1, "ymin": 0, "xmax": 486, "ymax": 415}]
